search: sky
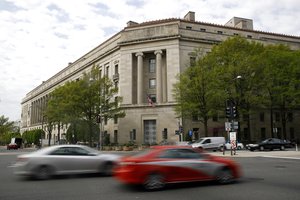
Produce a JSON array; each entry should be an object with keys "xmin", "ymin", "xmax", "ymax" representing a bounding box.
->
[{"xmin": 1, "ymin": 0, "xmax": 300, "ymax": 122}]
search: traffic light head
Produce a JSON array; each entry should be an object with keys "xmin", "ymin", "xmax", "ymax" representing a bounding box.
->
[
  {"xmin": 232, "ymin": 106, "xmax": 238, "ymax": 118},
  {"xmin": 226, "ymin": 107, "xmax": 232, "ymax": 118}
]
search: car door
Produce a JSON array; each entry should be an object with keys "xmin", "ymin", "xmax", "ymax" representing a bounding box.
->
[
  {"xmin": 48, "ymin": 147, "xmax": 98, "ymax": 174},
  {"xmin": 202, "ymin": 139, "xmax": 212, "ymax": 149},
  {"xmin": 157, "ymin": 149, "xmax": 212, "ymax": 182}
]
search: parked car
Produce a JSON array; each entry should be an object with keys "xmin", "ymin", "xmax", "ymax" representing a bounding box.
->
[
  {"xmin": 7, "ymin": 143, "xmax": 18, "ymax": 150},
  {"xmin": 225, "ymin": 142, "xmax": 244, "ymax": 150},
  {"xmin": 114, "ymin": 145, "xmax": 241, "ymax": 190},
  {"xmin": 191, "ymin": 137, "xmax": 226, "ymax": 151},
  {"xmin": 11, "ymin": 144, "xmax": 120, "ymax": 180},
  {"xmin": 246, "ymin": 138, "xmax": 292, "ymax": 151}
]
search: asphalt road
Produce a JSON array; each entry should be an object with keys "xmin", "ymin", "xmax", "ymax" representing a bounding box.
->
[{"xmin": 0, "ymin": 149, "xmax": 299, "ymax": 200}]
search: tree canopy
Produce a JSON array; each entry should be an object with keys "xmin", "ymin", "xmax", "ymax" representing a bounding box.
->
[
  {"xmin": 173, "ymin": 36, "xmax": 300, "ymax": 141},
  {"xmin": 45, "ymin": 66, "xmax": 125, "ymax": 146}
]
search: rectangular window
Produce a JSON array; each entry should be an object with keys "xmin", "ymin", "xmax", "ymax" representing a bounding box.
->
[
  {"xmin": 217, "ymin": 31, "xmax": 223, "ymax": 34},
  {"xmin": 114, "ymin": 130, "xmax": 118, "ymax": 144},
  {"xmin": 277, "ymin": 127, "xmax": 282, "ymax": 139},
  {"xmin": 261, "ymin": 128, "xmax": 266, "ymax": 140},
  {"xmin": 260, "ymin": 112, "xmax": 264, "ymax": 122},
  {"xmin": 192, "ymin": 115, "xmax": 200, "ymax": 121},
  {"xmin": 290, "ymin": 127, "xmax": 295, "ymax": 139},
  {"xmin": 105, "ymin": 66, "xmax": 109, "ymax": 77},
  {"xmin": 243, "ymin": 128, "xmax": 249, "ymax": 141},
  {"xmin": 114, "ymin": 64, "xmax": 119, "ymax": 74},
  {"xmin": 186, "ymin": 26, "xmax": 192, "ymax": 30},
  {"xmin": 132, "ymin": 129, "xmax": 136, "ymax": 140},
  {"xmin": 288, "ymin": 113, "xmax": 293, "ymax": 122},
  {"xmin": 200, "ymin": 28, "xmax": 206, "ymax": 32},
  {"xmin": 149, "ymin": 79, "xmax": 156, "ymax": 89},
  {"xmin": 149, "ymin": 59, "xmax": 156, "ymax": 73},
  {"xmin": 163, "ymin": 128, "xmax": 168, "ymax": 140},
  {"xmin": 213, "ymin": 128, "xmax": 218, "ymax": 137},
  {"xmin": 104, "ymin": 116, "xmax": 108, "ymax": 125},
  {"xmin": 114, "ymin": 115, "xmax": 118, "ymax": 124},
  {"xmin": 247, "ymin": 35, "xmax": 252, "ymax": 38},
  {"xmin": 149, "ymin": 94, "xmax": 156, "ymax": 103},
  {"xmin": 275, "ymin": 112, "xmax": 280, "ymax": 122}
]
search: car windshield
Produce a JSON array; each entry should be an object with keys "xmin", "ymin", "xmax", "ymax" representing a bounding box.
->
[
  {"xmin": 194, "ymin": 138, "xmax": 204, "ymax": 143},
  {"xmin": 261, "ymin": 139, "xmax": 271, "ymax": 143}
]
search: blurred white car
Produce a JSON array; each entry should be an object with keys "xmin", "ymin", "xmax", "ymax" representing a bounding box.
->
[
  {"xmin": 225, "ymin": 142, "xmax": 244, "ymax": 150},
  {"xmin": 11, "ymin": 144, "xmax": 120, "ymax": 180}
]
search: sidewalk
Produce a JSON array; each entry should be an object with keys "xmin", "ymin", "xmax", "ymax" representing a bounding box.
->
[{"xmin": 210, "ymin": 149, "xmax": 300, "ymax": 159}]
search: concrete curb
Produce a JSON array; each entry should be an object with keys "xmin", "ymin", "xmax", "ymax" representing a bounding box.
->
[{"xmin": 209, "ymin": 150, "xmax": 300, "ymax": 159}]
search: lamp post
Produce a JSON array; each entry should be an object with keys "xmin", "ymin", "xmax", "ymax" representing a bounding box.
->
[{"xmin": 235, "ymin": 75, "xmax": 242, "ymax": 142}]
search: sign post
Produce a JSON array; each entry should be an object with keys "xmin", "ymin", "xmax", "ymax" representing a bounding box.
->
[{"xmin": 229, "ymin": 132, "xmax": 237, "ymax": 156}]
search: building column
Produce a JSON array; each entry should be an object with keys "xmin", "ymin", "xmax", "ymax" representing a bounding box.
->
[
  {"xmin": 136, "ymin": 52, "xmax": 144, "ymax": 104},
  {"xmin": 155, "ymin": 50, "xmax": 163, "ymax": 103},
  {"xmin": 30, "ymin": 102, "xmax": 34, "ymax": 125},
  {"xmin": 162, "ymin": 59, "xmax": 167, "ymax": 103},
  {"xmin": 33, "ymin": 101, "xmax": 36, "ymax": 125}
]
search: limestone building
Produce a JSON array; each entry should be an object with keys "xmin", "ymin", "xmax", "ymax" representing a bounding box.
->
[{"xmin": 21, "ymin": 11, "xmax": 300, "ymax": 145}]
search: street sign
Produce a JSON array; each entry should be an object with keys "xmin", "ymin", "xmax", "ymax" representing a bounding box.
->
[
  {"xmin": 230, "ymin": 132, "xmax": 236, "ymax": 141},
  {"xmin": 225, "ymin": 122, "xmax": 231, "ymax": 131},
  {"xmin": 231, "ymin": 121, "xmax": 239, "ymax": 130},
  {"xmin": 189, "ymin": 130, "xmax": 193, "ymax": 137}
]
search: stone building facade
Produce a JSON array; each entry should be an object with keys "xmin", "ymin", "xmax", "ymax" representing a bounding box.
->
[{"xmin": 21, "ymin": 12, "xmax": 300, "ymax": 145}]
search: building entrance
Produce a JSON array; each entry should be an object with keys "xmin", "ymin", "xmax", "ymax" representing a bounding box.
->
[{"xmin": 144, "ymin": 120, "xmax": 156, "ymax": 145}]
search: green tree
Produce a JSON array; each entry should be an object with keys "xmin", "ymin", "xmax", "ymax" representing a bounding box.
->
[
  {"xmin": 45, "ymin": 66, "xmax": 125, "ymax": 146},
  {"xmin": 206, "ymin": 37, "xmax": 265, "ymax": 142},
  {"xmin": 173, "ymin": 49, "xmax": 219, "ymax": 136},
  {"xmin": 0, "ymin": 115, "xmax": 20, "ymax": 144},
  {"xmin": 173, "ymin": 37, "xmax": 265, "ymax": 141},
  {"xmin": 260, "ymin": 45, "xmax": 300, "ymax": 139},
  {"xmin": 0, "ymin": 115, "xmax": 15, "ymax": 135}
]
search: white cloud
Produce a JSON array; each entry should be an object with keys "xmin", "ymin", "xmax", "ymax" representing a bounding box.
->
[{"xmin": 0, "ymin": 0, "xmax": 300, "ymax": 121}]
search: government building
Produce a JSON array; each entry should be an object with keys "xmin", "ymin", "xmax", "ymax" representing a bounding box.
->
[{"xmin": 20, "ymin": 11, "xmax": 300, "ymax": 146}]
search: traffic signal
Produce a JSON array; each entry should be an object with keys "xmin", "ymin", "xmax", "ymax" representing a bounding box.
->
[
  {"xmin": 179, "ymin": 126, "xmax": 183, "ymax": 133},
  {"xmin": 232, "ymin": 106, "xmax": 238, "ymax": 118},
  {"xmin": 226, "ymin": 107, "xmax": 232, "ymax": 118}
]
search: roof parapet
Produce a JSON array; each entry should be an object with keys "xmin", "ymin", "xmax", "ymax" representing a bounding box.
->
[
  {"xmin": 127, "ymin": 21, "xmax": 139, "ymax": 27},
  {"xmin": 225, "ymin": 17, "xmax": 253, "ymax": 30},
  {"xmin": 184, "ymin": 11, "xmax": 195, "ymax": 22}
]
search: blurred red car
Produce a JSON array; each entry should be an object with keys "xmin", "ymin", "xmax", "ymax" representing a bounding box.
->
[
  {"xmin": 114, "ymin": 146, "xmax": 241, "ymax": 190},
  {"xmin": 7, "ymin": 143, "xmax": 18, "ymax": 150}
]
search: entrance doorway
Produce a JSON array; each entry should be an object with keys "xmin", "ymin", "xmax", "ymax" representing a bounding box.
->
[{"xmin": 144, "ymin": 120, "xmax": 156, "ymax": 145}]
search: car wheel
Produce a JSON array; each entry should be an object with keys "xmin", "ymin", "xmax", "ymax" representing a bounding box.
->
[
  {"xmin": 143, "ymin": 173, "xmax": 165, "ymax": 190},
  {"xmin": 259, "ymin": 146, "xmax": 264, "ymax": 151},
  {"xmin": 101, "ymin": 162, "xmax": 114, "ymax": 176},
  {"xmin": 280, "ymin": 146, "xmax": 285, "ymax": 151},
  {"xmin": 215, "ymin": 168, "xmax": 234, "ymax": 184},
  {"xmin": 34, "ymin": 166, "xmax": 52, "ymax": 180}
]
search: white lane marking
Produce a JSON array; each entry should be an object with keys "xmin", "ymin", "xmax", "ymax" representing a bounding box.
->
[{"xmin": 260, "ymin": 156, "xmax": 300, "ymax": 160}]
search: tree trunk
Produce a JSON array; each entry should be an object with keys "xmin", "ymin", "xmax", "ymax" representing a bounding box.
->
[
  {"xmin": 48, "ymin": 130, "xmax": 52, "ymax": 146},
  {"xmin": 204, "ymin": 117, "xmax": 208, "ymax": 137},
  {"xmin": 57, "ymin": 122, "xmax": 60, "ymax": 144},
  {"xmin": 270, "ymin": 106, "xmax": 274, "ymax": 138},
  {"xmin": 281, "ymin": 109, "xmax": 287, "ymax": 139}
]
